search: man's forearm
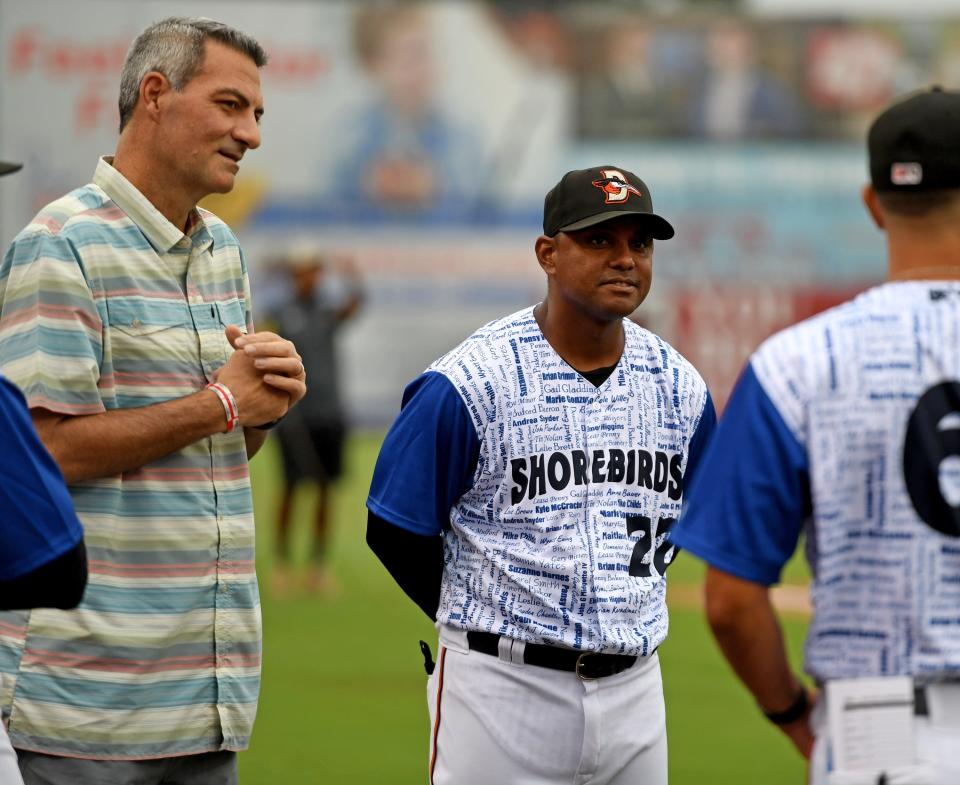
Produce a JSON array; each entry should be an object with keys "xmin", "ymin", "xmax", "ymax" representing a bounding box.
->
[
  {"xmin": 705, "ymin": 566, "xmax": 802, "ymax": 710},
  {"xmin": 704, "ymin": 566, "xmax": 814, "ymax": 757},
  {"xmin": 32, "ymin": 388, "xmax": 229, "ymax": 483}
]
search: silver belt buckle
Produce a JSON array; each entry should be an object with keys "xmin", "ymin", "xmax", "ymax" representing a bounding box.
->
[{"xmin": 576, "ymin": 652, "xmax": 598, "ymax": 681}]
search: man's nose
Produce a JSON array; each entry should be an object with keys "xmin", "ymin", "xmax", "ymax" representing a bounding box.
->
[
  {"xmin": 234, "ymin": 112, "xmax": 261, "ymax": 150},
  {"xmin": 609, "ymin": 242, "xmax": 636, "ymax": 268}
]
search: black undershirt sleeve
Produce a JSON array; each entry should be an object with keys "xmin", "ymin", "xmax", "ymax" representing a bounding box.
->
[
  {"xmin": 0, "ymin": 540, "xmax": 88, "ymax": 611},
  {"xmin": 366, "ymin": 511, "xmax": 444, "ymax": 621}
]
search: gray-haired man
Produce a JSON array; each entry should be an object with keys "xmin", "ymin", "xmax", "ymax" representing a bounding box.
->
[{"xmin": 0, "ymin": 17, "xmax": 305, "ymax": 785}]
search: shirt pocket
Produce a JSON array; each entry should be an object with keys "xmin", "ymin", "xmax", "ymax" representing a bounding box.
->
[
  {"xmin": 213, "ymin": 298, "xmax": 247, "ymax": 364},
  {"xmin": 104, "ymin": 298, "xmax": 197, "ymax": 402},
  {"xmin": 215, "ymin": 298, "xmax": 246, "ymax": 331},
  {"xmin": 108, "ymin": 298, "xmax": 192, "ymax": 337}
]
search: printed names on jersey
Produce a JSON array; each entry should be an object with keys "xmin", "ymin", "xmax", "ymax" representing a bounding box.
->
[{"xmin": 434, "ymin": 308, "xmax": 709, "ymax": 656}]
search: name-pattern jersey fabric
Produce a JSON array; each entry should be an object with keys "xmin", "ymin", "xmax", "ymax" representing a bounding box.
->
[
  {"xmin": 368, "ymin": 307, "xmax": 714, "ymax": 656},
  {"xmin": 673, "ymin": 281, "xmax": 960, "ymax": 681}
]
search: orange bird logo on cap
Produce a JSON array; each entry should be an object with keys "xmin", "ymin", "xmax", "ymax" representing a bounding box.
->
[{"xmin": 592, "ymin": 169, "xmax": 642, "ymax": 204}]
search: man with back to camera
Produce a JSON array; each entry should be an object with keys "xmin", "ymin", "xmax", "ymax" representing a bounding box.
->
[
  {"xmin": 367, "ymin": 166, "xmax": 716, "ymax": 784},
  {"xmin": 0, "ymin": 159, "xmax": 87, "ymax": 785},
  {"xmin": 0, "ymin": 17, "xmax": 306, "ymax": 785},
  {"xmin": 0, "ymin": 356, "xmax": 86, "ymax": 785},
  {"xmin": 671, "ymin": 86, "xmax": 960, "ymax": 783}
]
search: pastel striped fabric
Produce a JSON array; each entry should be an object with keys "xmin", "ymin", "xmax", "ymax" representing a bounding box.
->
[{"xmin": 0, "ymin": 157, "xmax": 261, "ymax": 759}]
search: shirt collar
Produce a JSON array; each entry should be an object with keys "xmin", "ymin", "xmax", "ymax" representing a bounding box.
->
[{"xmin": 93, "ymin": 156, "xmax": 214, "ymax": 254}]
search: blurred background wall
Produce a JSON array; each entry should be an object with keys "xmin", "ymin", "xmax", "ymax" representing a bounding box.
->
[{"xmin": 2, "ymin": 0, "xmax": 958, "ymax": 419}]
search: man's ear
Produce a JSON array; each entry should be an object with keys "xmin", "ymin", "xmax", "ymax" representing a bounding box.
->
[
  {"xmin": 862, "ymin": 183, "xmax": 885, "ymax": 230},
  {"xmin": 535, "ymin": 235, "xmax": 558, "ymax": 276},
  {"xmin": 139, "ymin": 71, "xmax": 172, "ymax": 122}
]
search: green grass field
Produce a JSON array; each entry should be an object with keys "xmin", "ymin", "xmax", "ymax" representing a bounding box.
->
[{"xmin": 239, "ymin": 432, "xmax": 810, "ymax": 784}]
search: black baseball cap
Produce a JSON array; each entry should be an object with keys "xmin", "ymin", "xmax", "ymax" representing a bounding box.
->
[
  {"xmin": 0, "ymin": 161, "xmax": 22, "ymax": 177},
  {"xmin": 869, "ymin": 86, "xmax": 960, "ymax": 192},
  {"xmin": 543, "ymin": 166, "xmax": 674, "ymax": 239}
]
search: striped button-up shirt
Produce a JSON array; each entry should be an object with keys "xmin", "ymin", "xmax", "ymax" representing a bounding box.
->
[{"xmin": 0, "ymin": 157, "xmax": 261, "ymax": 758}]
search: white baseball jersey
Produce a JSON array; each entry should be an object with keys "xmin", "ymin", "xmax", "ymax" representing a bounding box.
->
[
  {"xmin": 368, "ymin": 306, "xmax": 714, "ymax": 656},
  {"xmin": 673, "ymin": 281, "xmax": 960, "ymax": 681}
]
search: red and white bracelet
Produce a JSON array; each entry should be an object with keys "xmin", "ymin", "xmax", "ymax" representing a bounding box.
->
[{"xmin": 206, "ymin": 382, "xmax": 239, "ymax": 433}]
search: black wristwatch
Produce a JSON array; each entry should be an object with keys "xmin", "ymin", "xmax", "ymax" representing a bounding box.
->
[
  {"xmin": 762, "ymin": 687, "xmax": 809, "ymax": 725},
  {"xmin": 253, "ymin": 417, "xmax": 284, "ymax": 431}
]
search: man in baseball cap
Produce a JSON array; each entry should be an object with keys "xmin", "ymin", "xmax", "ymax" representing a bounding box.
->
[
  {"xmin": 543, "ymin": 165, "xmax": 675, "ymax": 239},
  {"xmin": 368, "ymin": 162, "xmax": 713, "ymax": 784},
  {"xmin": 868, "ymin": 85, "xmax": 960, "ymax": 192},
  {"xmin": 672, "ymin": 85, "xmax": 960, "ymax": 783}
]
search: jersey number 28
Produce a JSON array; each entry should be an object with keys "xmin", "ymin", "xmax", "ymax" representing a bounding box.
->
[{"xmin": 626, "ymin": 515, "xmax": 679, "ymax": 577}]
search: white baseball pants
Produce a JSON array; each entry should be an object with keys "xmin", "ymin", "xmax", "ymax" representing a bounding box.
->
[{"xmin": 426, "ymin": 626, "xmax": 668, "ymax": 785}]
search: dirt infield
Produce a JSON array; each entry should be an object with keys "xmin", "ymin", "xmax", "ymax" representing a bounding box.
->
[{"xmin": 668, "ymin": 582, "xmax": 811, "ymax": 616}]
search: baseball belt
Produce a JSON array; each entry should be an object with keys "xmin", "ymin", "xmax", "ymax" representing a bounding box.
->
[
  {"xmin": 466, "ymin": 630, "xmax": 638, "ymax": 680},
  {"xmin": 913, "ymin": 682, "xmax": 960, "ymax": 723}
]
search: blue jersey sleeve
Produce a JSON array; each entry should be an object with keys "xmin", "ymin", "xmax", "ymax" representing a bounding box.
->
[
  {"xmin": 684, "ymin": 390, "xmax": 717, "ymax": 495},
  {"xmin": 0, "ymin": 375, "xmax": 84, "ymax": 579},
  {"xmin": 670, "ymin": 363, "xmax": 810, "ymax": 585},
  {"xmin": 367, "ymin": 371, "xmax": 481, "ymax": 536}
]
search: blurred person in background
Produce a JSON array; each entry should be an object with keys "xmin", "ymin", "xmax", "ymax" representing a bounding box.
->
[
  {"xmin": 578, "ymin": 20, "xmax": 692, "ymax": 139},
  {"xmin": 0, "ymin": 18, "xmax": 306, "ymax": 785},
  {"xmin": 267, "ymin": 250, "xmax": 364, "ymax": 597},
  {"xmin": 331, "ymin": 2, "xmax": 475, "ymax": 220},
  {"xmin": 672, "ymin": 87, "xmax": 960, "ymax": 783},
  {"xmin": 485, "ymin": 4, "xmax": 571, "ymax": 73},
  {"xmin": 0, "ymin": 159, "xmax": 86, "ymax": 785},
  {"xmin": 688, "ymin": 18, "xmax": 807, "ymax": 140}
]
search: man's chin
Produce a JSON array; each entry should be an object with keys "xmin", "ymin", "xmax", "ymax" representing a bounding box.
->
[
  {"xmin": 605, "ymin": 294, "xmax": 647, "ymax": 320},
  {"xmin": 205, "ymin": 176, "xmax": 237, "ymax": 197}
]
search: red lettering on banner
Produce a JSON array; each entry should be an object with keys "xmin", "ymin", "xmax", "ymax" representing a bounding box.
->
[
  {"xmin": 75, "ymin": 81, "xmax": 115, "ymax": 131},
  {"xmin": 45, "ymin": 40, "xmax": 129, "ymax": 76},
  {"xmin": 8, "ymin": 26, "xmax": 131, "ymax": 77},
  {"xmin": 8, "ymin": 26, "xmax": 329, "ymax": 86},
  {"xmin": 7, "ymin": 24, "xmax": 328, "ymax": 133},
  {"xmin": 262, "ymin": 46, "xmax": 329, "ymax": 83},
  {"xmin": 10, "ymin": 27, "xmax": 41, "ymax": 73}
]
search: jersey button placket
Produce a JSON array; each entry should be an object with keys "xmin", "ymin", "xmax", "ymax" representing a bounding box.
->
[{"xmin": 584, "ymin": 401, "xmax": 607, "ymax": 643}]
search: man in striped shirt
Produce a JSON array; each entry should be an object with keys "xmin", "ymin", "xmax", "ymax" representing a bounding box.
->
[{"xmin": 0, "ymin": 17, "xmax": 306, "ymax": 785}]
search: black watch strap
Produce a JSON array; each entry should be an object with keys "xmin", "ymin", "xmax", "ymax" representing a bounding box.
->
[
  {"xmin": 254, "ymin": 417, "xmax": 283, "ymax": 431},
  {"xmin": 762, "ymin": 687, "xmax": 809, "ymax": 725}
]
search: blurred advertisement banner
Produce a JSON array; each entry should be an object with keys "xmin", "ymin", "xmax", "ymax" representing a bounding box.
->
[
  {"xmin": 4, "ymin": 2, "xmax": 957, "ymax": 421},
  {"xmin": 0, "ymin": 0, "xmax": 570, "ymax": 242}
]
